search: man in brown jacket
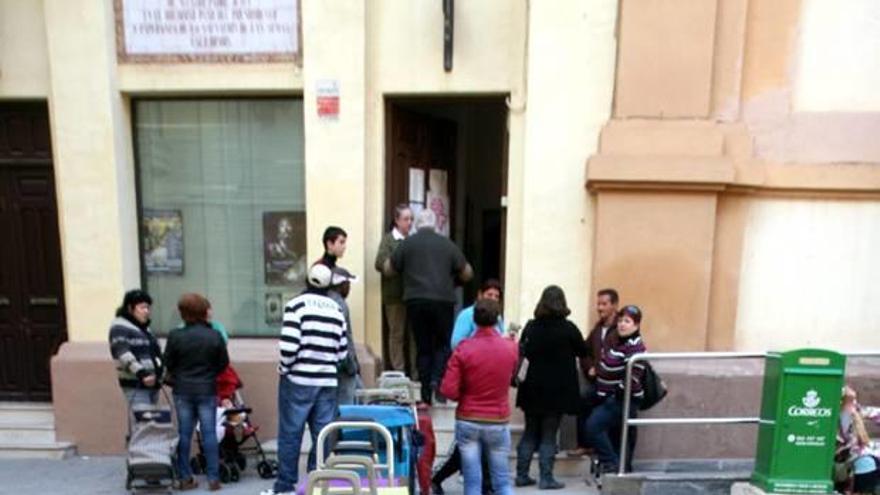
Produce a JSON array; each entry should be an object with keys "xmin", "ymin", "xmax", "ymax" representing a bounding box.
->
[{"xmin": 570, "ymin": 288, "xmax": 619, "ymax": 456}]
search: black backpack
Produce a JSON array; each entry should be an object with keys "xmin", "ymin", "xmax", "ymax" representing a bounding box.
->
[{"xmin": 638, "ymin": 362, "xmax": 668, "ymax": 411}]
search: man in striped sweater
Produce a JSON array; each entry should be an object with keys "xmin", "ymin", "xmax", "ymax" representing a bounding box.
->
[
  {"xmin": 584, "ymin": 305, "xmax": 647, "ymax": 474},
  {"xmin": 264, "ymin": 263, "xmax": 349, "ymax": 495}
]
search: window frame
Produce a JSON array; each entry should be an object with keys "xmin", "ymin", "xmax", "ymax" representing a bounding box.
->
[{"xmin": 130, "ymin": 95, "xmax": 306, "ymax": 338}]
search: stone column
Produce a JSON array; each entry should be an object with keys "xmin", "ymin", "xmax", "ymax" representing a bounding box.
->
[
  {"xmin": 301, "ymin": 0, "xmax": 368, "ymax": 345},
  {"xmin": 43, "ymin": 0, "xmax": 139, "ymax": 341}
]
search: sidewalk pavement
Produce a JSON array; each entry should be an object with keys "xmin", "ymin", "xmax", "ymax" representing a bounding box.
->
[{"xmin": 0, "ymin": 456, "xmax": 599, "ymax": 495}]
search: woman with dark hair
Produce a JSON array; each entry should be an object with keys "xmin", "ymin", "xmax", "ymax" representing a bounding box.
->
[
  {"xmin": 583, "ymin": 305, "xmax": 648, "ymax": 474},
  {"xmin": 374, "ymin": 203, "xmax": 416, "ymax": 374},
  {"xmin": 163, "ymin": 293, "xmax": 229, "ymax": 491},
  {"xmin": 514, "ymin": 286, "xmax": 588, "ymax": 489},
  {"xmin": 108, "ymin": 289, "xmax": 163, "ymax": 405}
]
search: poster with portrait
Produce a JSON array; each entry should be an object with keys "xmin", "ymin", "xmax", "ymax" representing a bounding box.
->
[
  {"xmin": 263, "ymin": 211, "xmax": 307, "ymax": 286},
  {"xmin": 142, "ymin": 209, "xmax": 184, "ymax": 274}
]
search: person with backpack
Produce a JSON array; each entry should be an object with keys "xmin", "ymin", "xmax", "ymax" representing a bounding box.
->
[{"xmin": 583, "ymin": 304, "xmax": 648, "ymax": 474}]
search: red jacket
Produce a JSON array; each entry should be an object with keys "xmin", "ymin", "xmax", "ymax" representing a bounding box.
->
[
  {"xmin": 440, "ymin": 327, "xmax": 518, "ymax": 422},
  {"xmin": 216, "ymin": 365, "xmax": 242, "ymax": 401}
]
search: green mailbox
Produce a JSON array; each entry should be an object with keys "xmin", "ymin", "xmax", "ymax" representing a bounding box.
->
[{"xmin": 752, "ymin": 349, "xmax": 846, "ymax": 494}]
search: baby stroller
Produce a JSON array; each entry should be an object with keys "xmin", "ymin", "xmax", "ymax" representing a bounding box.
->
[
  {"xmin": 190, "ymin": 389, "xmax": 278, "ymax": 483},
  {"xmin": 125, "ymin": 388, "xmax": 178, "ymax": 492}
]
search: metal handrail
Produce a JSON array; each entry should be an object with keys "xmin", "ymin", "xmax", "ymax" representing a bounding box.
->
[
  {"xmin": 618, "ymin": 352, "xmax": 765, "ymax": 475},
  {"xmin": 616, "ymin": 351, "xmax": 880, "ymax": 476}
]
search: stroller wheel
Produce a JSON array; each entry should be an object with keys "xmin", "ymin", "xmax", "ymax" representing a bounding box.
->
[
  {"xmin": 235, "ymin": 452, "xmax": 247, "ymax": 471},
  {"xmin": 190, "ymin": 457, "xmax": 202, "ymax": 475},
  {"xmin": 219, "ymin": 463, "xmax": 231, "ymax": 484},
  {"xmin": 230, "ymin": 465, "xmax": 240, "ymax": 483},
  {"xmin": 257, "ymin": 460, "xmax": 275, "ymax": 479}
]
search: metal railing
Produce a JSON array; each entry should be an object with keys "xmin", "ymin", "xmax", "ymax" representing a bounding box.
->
[{"xmin": 617, "ymin": 351, "xmax": 880, "ymax": 476}]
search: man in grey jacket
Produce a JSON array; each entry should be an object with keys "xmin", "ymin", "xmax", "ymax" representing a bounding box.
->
[
  {"xmin": 329, "ymin": 266, "xmax": 362, "ymax": 405},
  {"xmin": 385, "ymin": 209, "xmax": 473, "ymax": 404},
  {"xmin": 108, "ymin": 289, "xmax": 163, "ymax": 405}
]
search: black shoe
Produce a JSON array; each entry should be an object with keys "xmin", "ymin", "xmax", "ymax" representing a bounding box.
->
[
  {"xmin": 431, "ymin": 481, "xmax": 445, "ymax": 495},
  {"xmin": 515, "ymin": 476, "xmax": 537, "ymax": 487},
  {"xmin": 599, "ymin": 463, "xmax": 619, "ymax": 474},
  {"xmin": 539, "ymin": 479, "xmax": 565, "ymax": 490}
]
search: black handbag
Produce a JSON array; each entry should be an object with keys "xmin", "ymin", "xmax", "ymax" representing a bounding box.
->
[
  {"xmin": 512, "ymin": 329, "xmax": 530, "ymax": 388},
  {"xmin": 638, "ymin": 361, "xmax": 668, "ymax": 410}
]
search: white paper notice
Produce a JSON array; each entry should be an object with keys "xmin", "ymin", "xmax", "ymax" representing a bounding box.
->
[
  {"xmin": 429, "ymin": 169, "xmax": 448, "ymax": 194},
  {"xmin": 409, "ymin": 168, "xmax": 426, "ymax": 203}
]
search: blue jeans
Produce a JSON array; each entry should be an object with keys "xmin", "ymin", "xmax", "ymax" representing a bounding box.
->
[
  {"xmin": 174, "ymin": 393, "xmax": 218, "ymax": 482},
  {"xmin": 583, "ymin": 396, "xmax": 638, "ymax": 470},
  {"xmin": 273, "ymin": 378, "xmax": 338, "ymax": 493},
  {"xmin": 455, "ymin": 420, "xmax": 514, "ymax": 495}
]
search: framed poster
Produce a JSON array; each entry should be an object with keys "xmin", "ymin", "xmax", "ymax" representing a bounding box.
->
[
  {"xmin": 142, "ymin": 209, "xmax": 184, "ymax": 274},
  {"xmin": 265, "ymin": 291, "xmax": 300, "ymax": 325},
  {"xmin": 263, "ymin": 211, "xmax": 306, "ymax": 286},
  {"xmin": 264, "ymin": 292, "xmax": 283, "ymax": 325}
]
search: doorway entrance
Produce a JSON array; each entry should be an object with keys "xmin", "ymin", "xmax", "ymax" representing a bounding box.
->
[
  {"xmin": 0, "ymin": 102, "xmax": 67, "ymax": 401},
  {"xmin": 383, "ymin": 97, "xmax": 508, "ymax": 364}
]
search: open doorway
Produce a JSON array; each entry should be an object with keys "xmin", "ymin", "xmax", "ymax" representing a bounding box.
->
[{"xmin": 382, "ymin": 96, "xmax": 508, "ymax": 365}]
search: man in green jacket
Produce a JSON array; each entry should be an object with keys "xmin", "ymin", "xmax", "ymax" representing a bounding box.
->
[{"xmin": 374, "ymin": 203, "xmax": 415, "ymax": 376}]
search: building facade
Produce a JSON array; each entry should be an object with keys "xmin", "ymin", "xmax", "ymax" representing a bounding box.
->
[{"xmin": 1, "ymin": 0, "xmax": 878, "ymax": 454}]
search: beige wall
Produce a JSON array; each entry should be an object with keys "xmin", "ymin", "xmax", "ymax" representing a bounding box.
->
[
  {"xmin": 589, "ymin": 0, "xmax": 880, "ymax": 352},
  {"xmin": 793, "ymin": 0, "xmax": 880, "ymax": 113},
  {"xmin": 43, "ymin": 0, "xmax": 141, "ymax": 342},
  {"xmin": 735, "ymin": 198, "xmax": 880, "ymax": 351},
  {"xmin": 9, "ymin": 0, "xmax": 878, "ymax": 354},
  {"xmin": 363, "ymin": 0, "xmax": 530, "ymax": 353},
  {"xmin": 301, "ymin": 0, "xmax": 368, "ymax": 345},
  {"xmin": 0, "ymin": 0, "xmax": 50, "ymax": 97},
  {"xmin": 593, "ymin": 191, "xmax": 719, "ymax": 351},
  {"xmin": 513, "ymin": 0, "xmax": 618, "ymax": 330}
]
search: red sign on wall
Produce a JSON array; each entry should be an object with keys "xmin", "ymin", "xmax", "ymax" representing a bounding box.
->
[{"xmin": 316, "ymin": 80, "xmax": 339, "ymax": 119}]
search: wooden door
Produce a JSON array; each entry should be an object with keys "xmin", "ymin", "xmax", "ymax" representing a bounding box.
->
[
  {"xmin": 385, "ymin": 105, "xmax": 457, "ymax": 236},
  {"xmin": 0, "ymin": 102, "xmax": 66, "ymax": 402}
]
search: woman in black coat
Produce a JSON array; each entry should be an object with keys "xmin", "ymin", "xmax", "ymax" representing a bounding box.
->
[{"xmin": 515, "ymin": 286, "xmax": 588, "ymax": 489}]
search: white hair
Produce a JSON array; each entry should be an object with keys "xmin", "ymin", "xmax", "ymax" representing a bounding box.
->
[{"xmin": 415, "ymin": 209, "xmax": 437, "ymax": 230}]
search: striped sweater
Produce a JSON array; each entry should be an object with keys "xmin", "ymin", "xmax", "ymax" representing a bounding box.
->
[
  {"xmin": 279, "ymin": 290, "xmax": 349, "ymax": 387},
  {"xmin": 596, "ymin": 330, "xmax": 647, "ymax": 399}
]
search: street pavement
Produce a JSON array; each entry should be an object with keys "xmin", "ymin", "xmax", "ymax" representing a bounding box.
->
[{"xmin": 0, "ymin": 456, "xmax": 599, "ymax": 495}]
